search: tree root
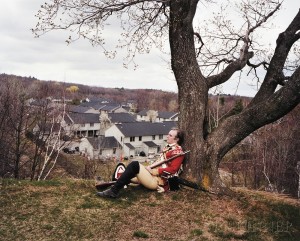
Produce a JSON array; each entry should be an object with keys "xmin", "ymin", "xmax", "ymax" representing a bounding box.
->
[{"xmin": 207, "ymin": 178, "xmax": 237, "ymax": 197}]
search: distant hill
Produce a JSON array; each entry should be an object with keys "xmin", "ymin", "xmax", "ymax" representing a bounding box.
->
[
  {"xmin": 0, "ymin": 73, "xmax": 252, "ymax": 112},
  {"xmin": 0, "ymin": 73, "xmax": 179, "ymax": 111}
]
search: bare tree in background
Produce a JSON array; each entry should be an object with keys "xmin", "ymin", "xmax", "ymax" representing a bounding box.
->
[
  {"xmin": 26, "ymin": 86, "xmax": 72, "ymax": 180},
  {"xmin": 28, "ymin": 98, "xmax": 53, "ymax": 180},
  {"xmin": 0, "ymin": 80, "xmax": 33, "ymax": 178},
  {"xmin": 0, "ymin": 81, "xmax": 12, "ymax": 177},
  {"xmin": 236, "ymin": 106, "xmax": 300, "ymax": 195},
  {"xmin": 37, "ymin": 102, "xmax": 67, "ymax": 180},
  {"xmin": 33, "ymin": 0, "xmax": 300, "ymax": 194}
]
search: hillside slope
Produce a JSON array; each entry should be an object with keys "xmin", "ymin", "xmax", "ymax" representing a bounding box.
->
[{"xmin": 1, "ymin": 179, "xmax": 299, "ymax": 241}]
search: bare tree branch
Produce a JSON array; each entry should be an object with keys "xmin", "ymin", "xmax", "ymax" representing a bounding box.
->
[
  {"xmin": 249, "ymin": 8, "xmax": 300, "ymax": 107},
  {"xmin": 32, "ymin": 0, "xmax": 170, "ymax": 67},
  {"xmin": 206, "ymin": 1, "xmax": 282, "ymax": 88},
  {"xmin": 209, "ymin": 64, "xmax": 300, "ymax": 160},
  {"xmin": 194, "ymin": 31, "xmax": 204, "ymax": 57}
]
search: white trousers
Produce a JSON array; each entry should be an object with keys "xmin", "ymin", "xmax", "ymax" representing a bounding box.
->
[{"xmin": 131, "ymin": 163, "xmax": 160, "ymax": 190}]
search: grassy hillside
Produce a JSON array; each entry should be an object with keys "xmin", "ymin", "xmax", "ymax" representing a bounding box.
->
[{"xmin": 0, "ymin": 178, "xmax": 299, "ymax": 241}]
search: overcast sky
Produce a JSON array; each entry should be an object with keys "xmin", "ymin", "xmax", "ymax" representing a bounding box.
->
[{"xmin": 0, "ymin": 1, "xmax": 299, "ymax": 96}]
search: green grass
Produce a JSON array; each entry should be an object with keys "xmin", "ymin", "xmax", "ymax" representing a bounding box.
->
[{"xmin": 0, "ymin": 178, "xmax": 299, "ymax": 241}]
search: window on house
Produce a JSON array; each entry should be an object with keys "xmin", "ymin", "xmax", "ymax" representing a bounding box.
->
[
  {"xmin": 81, "ymin": 124, "xmax": 85, "ymax": 127},
  {"xmin": 152, "ymin": 135, "xmax": 155, "ymax": 140},
  {"xmin": 159, "ymin": 134, "xmax": 163, "ymax": 140},
  {"xmin": 130, "ymin": 137, "xmax": 135, "ymax": 142},
  {"xmin": 121, "ymin": 137, "xmax": 123, "ymax": 142},
  {"xmin": 113, "ymin": 148, "xmax": 116, "ymax": 154},
  {"xmin": 90, "ymin": 123, "xmax": 94, "ymax": 127},
  {"xmin": 139, "ymin": 136, "xmax": 142, "ymax": 141}
]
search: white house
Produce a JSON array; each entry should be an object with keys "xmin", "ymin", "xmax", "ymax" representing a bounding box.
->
[
  {"xmin": 136, "ymin": 110, "xmax": 179, "ymax": 122},
  {"xmin": 68, "ymin": 105, "xmax": 99, "ymax": 114},
  {"xmin": 62, "ymin": 108, "xmax": 137, "ymax": 138},
  {"xmin": 79, "ymin": 136, "xmax": 120, "ymax": 160},
  {"xmin": 105, "ymin": 121, "xmax": 178, "ymax": 157},
  {"xmin": 62, "ymin": 113, "xmax": 101, "ymax": 137},
  {"xmin": 80, "ymin": 100, "xmax": 128, "ymax": 114}
]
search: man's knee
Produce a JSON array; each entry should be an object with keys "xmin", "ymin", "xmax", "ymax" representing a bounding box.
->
[{"xmin": 127, "ymin": 161, "xmax": 140, "ymax": 174}]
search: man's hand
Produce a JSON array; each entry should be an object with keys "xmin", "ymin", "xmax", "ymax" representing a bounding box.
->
[
  {"xmin": 146, "ymin": 166, "xmax": 159, "ymax": 176},
  {"xmin": 145, "ymin": 166, "xmax": 153, "ymax": 174},
  {"xmin": 157, "ymin": 186, "xmax": 165, "ymax": 193}
]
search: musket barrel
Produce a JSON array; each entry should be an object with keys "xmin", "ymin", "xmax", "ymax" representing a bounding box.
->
[{"xmin": 149, "ymin": 150, "xmax": 190, "ymax": 169}]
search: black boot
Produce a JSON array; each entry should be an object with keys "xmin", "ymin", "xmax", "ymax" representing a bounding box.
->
[
  {"xmin": 96, "ymin": 188, "xmax": 119, "ymax": 198},
  {"xmin": 97, "ymin": 161, "xmax": 140, "ymax": 198}
]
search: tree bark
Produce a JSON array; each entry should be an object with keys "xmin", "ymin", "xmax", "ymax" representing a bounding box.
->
[{"xmin": 169, "ymin": 0, "xmax": 208, "ymax": 182}]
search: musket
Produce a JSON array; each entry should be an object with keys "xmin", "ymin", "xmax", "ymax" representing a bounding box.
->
[
  {"xmin": 95, "ymin": 150, "xmax": 205, "ymax": 191},
  {"xmin": 149, "ymin": 150, "xmax": 190, "ymax": 168}
]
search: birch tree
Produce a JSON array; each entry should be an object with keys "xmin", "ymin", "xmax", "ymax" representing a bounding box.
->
[{"xmin": 36, "ymin": 101, "xmax": 68, "ymax": 180}]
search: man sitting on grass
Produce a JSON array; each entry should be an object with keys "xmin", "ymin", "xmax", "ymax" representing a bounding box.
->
[{"xmin": 97, "ymin": 127, "xmax": 185, "ymax": 198}]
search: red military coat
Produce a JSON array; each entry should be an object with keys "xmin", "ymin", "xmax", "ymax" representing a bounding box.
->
[{"xmin": 152, "ymin": 143, "xmax": 184, "ymax": 191}]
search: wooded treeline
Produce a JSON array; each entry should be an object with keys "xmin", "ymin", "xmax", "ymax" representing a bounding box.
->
[
  {"xmin": 0, "ymin": 74, "xmax": 299, "ymax": 197},
  {"xmin": 221, "ymin": 104, "xmax": 300, "ymax": 197},
  {"xmin": 0, "ymin": 74, "xmax": 179, "ymax": 112}
]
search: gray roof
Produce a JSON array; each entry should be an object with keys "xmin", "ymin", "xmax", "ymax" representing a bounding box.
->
[
  {"xmin": 108, "ymin": 113, "xmax": 136, "ymax": 123},
  {"xmin": 80, "ymin": 102, "xmax": 106, "ymax": 109},
  {"xmin": 87, "ymin": 136, "xmax": 119, "ymax": 149},
  {"xmin": 68, "ymin": 105, "xmax": 94, "ymax": 113},
  {"xmin": 158, "ymin": 111, "xmax": 178, "ymax": 119},
  {"xmin": 100, "ymin": 136, "xmax": 119, "ymax": 149},
  {"xmin": 65, "ymin": 113, "xmax": 99, "ymax": 124},
  {"xmin": 137, "ymin": 109, "xmax": 178, "ymax": 119},
  {"xmin": 99, "ymin": 104, "xmax": 122, "ymax": 112},
  {"xmin": 137, "ymin": 109, "xmax": 148, "ymax": 116},
  {"xmin": 124, "ymin": 143, "xmax": 135, "ymax": 149},
  {"xmin": 65, "ymin": 112, "xmax": 136, "ymax": 125},
  {"xmin": 80, "ymin": 101, "xmax": 121, "ymax": 112},
  {"xmin": 115, "ymin": 121, "xmax": 177, "ymax": 137},
  {"xmin": 143, "ymin": 141, "xmax": 159, "ymax": 147},
  {"xmin": 121, "ymin": 106, "xmax": 131, "ymax": 112}
]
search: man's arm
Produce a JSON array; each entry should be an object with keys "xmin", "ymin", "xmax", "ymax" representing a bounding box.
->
[{"xmin": 149, "ymin": 151, "xmax": 189, "ymax": 176}]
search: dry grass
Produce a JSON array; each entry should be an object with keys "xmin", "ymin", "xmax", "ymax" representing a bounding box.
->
[{"xmin": 0, "ymin": 178, "xmax": 299, "ymax": 241}]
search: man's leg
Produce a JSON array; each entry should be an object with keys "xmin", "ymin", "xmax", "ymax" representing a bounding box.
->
[
  {"xmin": 97, "ymin": 161, "xmax": 140, "ymax": 198},
  {"xmin": 136, "ymin": 165, "xmax": 159, "ymax": 190}
]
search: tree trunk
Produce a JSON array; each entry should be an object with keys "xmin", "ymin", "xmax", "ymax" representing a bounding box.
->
[
  {"xmin": 169, "ymin": 0, "xmax": 228, "ymax": 193},
  {"xmin": 170, "ymin": 0, "xmax": 206, "ymax": 178},
  {"xmin": 170, "ymin": 1, "xmax": 300, "ymax": 194}
]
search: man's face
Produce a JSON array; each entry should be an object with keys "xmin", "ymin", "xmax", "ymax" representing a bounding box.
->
[{"xmin": 167, "ymin": 129, "xmax": 178, "ymax": 145}]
